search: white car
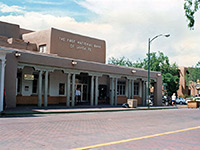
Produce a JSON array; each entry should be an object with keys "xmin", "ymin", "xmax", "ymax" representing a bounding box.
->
[{"xmin": 176, "ymin": 97, "xmax": 186, "ymax": 105}]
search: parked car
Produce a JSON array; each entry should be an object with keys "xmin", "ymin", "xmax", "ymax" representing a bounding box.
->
[{"xmin": 176, "ymin": 97, "xmax": 186, "ymax": 105}]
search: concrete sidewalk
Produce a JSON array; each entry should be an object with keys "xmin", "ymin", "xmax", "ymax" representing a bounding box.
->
[{"xmin": 0, "ymin": 104, "xmax": 188, "ymax": 116}]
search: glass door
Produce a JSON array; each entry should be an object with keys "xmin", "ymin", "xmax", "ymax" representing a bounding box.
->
[
  {"xmin": 75, "ymin": 84, "xmax": 88, "ymax": 103},
  {"xmin": 82, "ymin": 84, "xmax": 88, "ymax": 102}
]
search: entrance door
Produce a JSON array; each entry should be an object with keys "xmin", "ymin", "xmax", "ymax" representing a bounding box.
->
[
  {"xmin": 76, "ymin": 84, "xmax": 88, "ymax": 103},
  {"xmin": 82, "ymin": 84, "xmax": 88, "ymax": 102}
]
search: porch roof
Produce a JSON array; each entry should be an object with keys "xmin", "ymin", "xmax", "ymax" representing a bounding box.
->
[{"xmin": 1, "ymin": 46, "xmax": 161, "ymax": 79}]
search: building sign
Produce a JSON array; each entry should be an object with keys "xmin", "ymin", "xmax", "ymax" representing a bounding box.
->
[
  {"xmin": 58, "ymin": 37, "xmax": 102, "ymax": 52},
  {"xmin": 24, "ymin": 74, "xmax": 34, "ymax": 80}
]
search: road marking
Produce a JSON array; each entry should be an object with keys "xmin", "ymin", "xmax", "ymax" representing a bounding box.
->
[{"xmin": 71, "ymin": 126, "xmax": 200, "ymax": 150}]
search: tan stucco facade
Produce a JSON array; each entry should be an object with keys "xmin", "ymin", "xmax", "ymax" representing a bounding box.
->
[
  {"xmin": 177, "ymin": 66, "xmax": 199, "ymax": 97},
  {"xmin": 23, "ymin": 28, "xmax": 106, "ymax": 63},
  {"xmin": 0, "ymin": 21, "xmax": 163, "ymax": 109}
]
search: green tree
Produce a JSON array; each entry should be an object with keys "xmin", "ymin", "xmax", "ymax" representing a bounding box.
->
[
  {"xmin": 162, "ymin": 63, "xmax": 180, "ymax": 96},
  {"xmin": 184, "ymin": 0, "xmax": 200, "ymax": 29},
  {"xmin": 108, "ymin": 56, "xmax": 134, "ymax": 67},
  {"xmin": 185, "ymin": 61, "xmax": 200, "ymax": 86},
  {"xmin": 108, "ymin": 52, "xmax": 179, "ymax": 96}
]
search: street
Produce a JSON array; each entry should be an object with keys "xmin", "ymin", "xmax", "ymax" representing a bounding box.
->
[{"xmin": 0, "ymin": 108, "xmax": 200, "ymax": 150}]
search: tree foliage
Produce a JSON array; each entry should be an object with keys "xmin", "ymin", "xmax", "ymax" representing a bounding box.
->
[
  {"xmin": 108, "ymin": 56, "xmax": 134, "ymax": 67},
  {"xmin": 108, "ymin": 52, "xmax": 179, "ymax": 96},
  {"xmin": 185, "ymin": 61, "xmax": 200, "ymax": 86},
  {"xmin": 184, "ymin": 0, "xmax": 200, "ymax": 29}
]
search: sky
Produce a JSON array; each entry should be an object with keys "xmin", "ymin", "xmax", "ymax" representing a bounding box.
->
[{"xmin": 0, "ymin": 0, "xmax": 200, "ymax": 67}]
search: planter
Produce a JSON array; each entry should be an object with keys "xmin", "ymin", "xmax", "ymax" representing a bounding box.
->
[{"xmin": 187, "ymin": 101, "xmax": 199, "ymax": 108}]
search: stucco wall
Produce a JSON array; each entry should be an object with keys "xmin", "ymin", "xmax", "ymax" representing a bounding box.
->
[
  {"xmin": 21, "ymin": 67, "xmax": 34, "ymax": 96},
  {"xmin": 23, "ymin": 29, "xmax": 51, "ymax": 53},
  {"xmin": 0, "ymin": 21, "xmax": 20, "ymax": 39},
  {"xmin": 50, "ymin": 28, "xmax": 106, "ymax": 63},
  {"xmin": 49, "ymin": 70, "xmax": 67, "ymax": 96},
  {"xmin": 99, "ymin": 75, "xmax": 109, "ymax": 85},
  {"xmin": 5, "ymin": 53, "xmax": 18, "ymax": 108}
]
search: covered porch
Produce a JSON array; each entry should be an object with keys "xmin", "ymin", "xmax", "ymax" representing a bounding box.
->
[{"xmin": 15, "ymin": 64, "xmax": 153, "ymax": 107}]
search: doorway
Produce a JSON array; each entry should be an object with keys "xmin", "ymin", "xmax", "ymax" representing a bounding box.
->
[{"xmin": 76, "ymin": 84, "xmax": 89, "ymax": 103}]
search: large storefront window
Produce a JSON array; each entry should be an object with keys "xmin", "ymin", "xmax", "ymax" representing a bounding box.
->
[
  {"xmin": 117, "ymin": 81, "xmax": 126, "ymax": 96},
  {"xmin": 134, "ymin": 82, "xmax": 139, "ymax": 96}
]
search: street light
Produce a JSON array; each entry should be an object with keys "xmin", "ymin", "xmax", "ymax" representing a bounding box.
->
[{"xmin": 147, "ymin": 34, "xmax": 170, "ymax": 108}]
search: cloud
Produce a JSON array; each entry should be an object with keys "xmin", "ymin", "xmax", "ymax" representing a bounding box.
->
[
  {"xmin": 76, "ymin": 0, "xmax": 200, "ymax": 67},
  {"xmin": 0, "ymin": 0, "xmax": 200, "ymax": 67},
  {"xmin": 0, "ymin": 2, "xmax": 25, "ymax": 13},
  {"xmin": 26, "ymin": 0, "xmax": 64, "ymax": 5}
]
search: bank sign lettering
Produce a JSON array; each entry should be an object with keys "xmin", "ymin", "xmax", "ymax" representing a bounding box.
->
[{"xmin": 59, "ymin": 37, "xmax": 101, "ymax": 51}]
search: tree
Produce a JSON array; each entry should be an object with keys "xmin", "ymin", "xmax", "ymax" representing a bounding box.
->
[
  {"xmin": 108, "ymin": 52, "xmax": 179, "ymax": 96},
  {"xmin": 185, "ymin": 61, "xmax": 200, "ymax": 86},
  {"xmin": 162, "ymin": 63, "xmax": 180, "ymax": 96},
  {"xmin": 108, "ymin": 56, "xmax": 134, "ymax": 67},
  {"xmin": 108, "ymin": 56, "xmax": 144, "ymax": 68},
  {"xmin": 184, "ymin": 0, "xmax": 200, "ymax": 29}
]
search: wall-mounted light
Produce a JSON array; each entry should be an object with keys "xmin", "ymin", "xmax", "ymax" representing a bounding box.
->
[
  {"xmin": 131, "ymin": 70, "xmax": 136, "ymax": 73},
  {"xmin": 15, "ymin": 51, "xmax": 21, "ymax": 57},
  {"xmin": 71, "ymin": 60, "xmax": 77, "ymax": 65},
  {"xmin": 157, "ymin": 73, "xmax": 161, "ymax": 77}
]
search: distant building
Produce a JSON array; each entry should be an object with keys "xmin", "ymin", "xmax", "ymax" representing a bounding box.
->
[
  {"xmin": 0, "ymin": 21, "xmax": 162, "ymax": 112},
  {"xmin": 177, "ymin": 66, "xmax": 199, "ymax": 97}
]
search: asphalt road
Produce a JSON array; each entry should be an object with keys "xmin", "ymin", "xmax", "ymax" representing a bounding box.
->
[{"xmin": 0, "ymin": 108, "xmax": 200, "ymax": 150}]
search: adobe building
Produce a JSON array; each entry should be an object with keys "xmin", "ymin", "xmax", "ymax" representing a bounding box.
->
[
  {"xmin": 177, "ymin": 66, "xmax": 199, "ymax": 97},
  {"xmin": 0, "ymin": 21, "xmax": 162, "ymax": 112}
]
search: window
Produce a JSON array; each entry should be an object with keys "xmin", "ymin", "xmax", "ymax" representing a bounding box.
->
[
  {"xmin": 59, "ymin": 83, "xmax": 65, "ymax": 95},
  {"xmin": 32, "ymin": 73, "xmax": 38, "ymax": 94},
  {"xmin": 134, "ymin": 82, "xmax": 139, "ymax": 96},
  {"xmin": 117, "ymin": 81, "xmax": 126, "ymax": 96},
  {"xmin": 39, "ymin": 44, "xmax": 46, "ymax": 53}
]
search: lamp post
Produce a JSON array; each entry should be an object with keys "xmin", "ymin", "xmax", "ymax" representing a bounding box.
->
[{"xmin": 147, "ymin": 34, "xmax": 170, "ymax": 108}]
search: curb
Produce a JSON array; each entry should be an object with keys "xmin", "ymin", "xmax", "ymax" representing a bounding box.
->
[
  {"xmin": 0, "ymin": 107, "xmax": 180, "ymax": 117},
  {"xmin": 177, "ymin": 106, "xmax": 187, "ymax": 109}
]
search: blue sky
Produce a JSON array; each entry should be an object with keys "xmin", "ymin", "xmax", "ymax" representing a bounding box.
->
[
  {"xmin": 0, "ymin": 0, "xmax": 200, "ymax": 67},
  {"xmin": 0, "ymin": 0, "xmax": 96, "ymax": 21}
]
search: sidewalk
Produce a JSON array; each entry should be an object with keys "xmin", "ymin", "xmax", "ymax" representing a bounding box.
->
[{"xmin": 0, "ymin": 104, "xmax": 187, "ymax": 116}]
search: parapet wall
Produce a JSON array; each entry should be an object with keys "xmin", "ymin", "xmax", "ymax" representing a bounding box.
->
[{"xmin": 0, "ymin": 36, "xmax": 37, "ymax": 51}]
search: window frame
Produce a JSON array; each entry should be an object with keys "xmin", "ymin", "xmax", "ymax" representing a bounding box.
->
[
  {"xmin": 32, "ymin": 73, "xmax": 38, "ymax": 94},
  {"xmin": 134, "ymin": 82, "xmax": 140, "ymax": 96},
  {"xmin": 39, "ymin": 44, "xmax": 47, "ymax": 53},
  {"xmin": 117, "ymin": 80, "xmax": 126, "ymax": 96},
  {"xmin": 59, "ymin": 83, "xmax": 65, "ymax": 95}
]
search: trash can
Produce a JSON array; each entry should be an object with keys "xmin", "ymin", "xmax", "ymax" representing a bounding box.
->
[{"xmin": 127, "ymin": 99, "xmax": 137, "ymax": 108}]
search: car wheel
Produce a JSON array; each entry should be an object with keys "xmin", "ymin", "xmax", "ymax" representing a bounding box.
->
[{"xmin": 180, "ymin": 101, "xmax": 182, "ymax": 105}]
